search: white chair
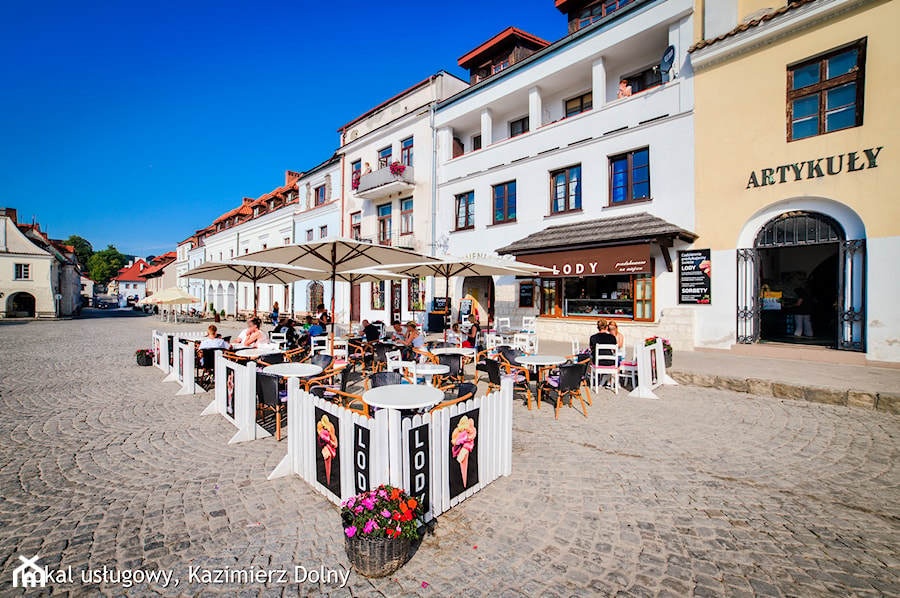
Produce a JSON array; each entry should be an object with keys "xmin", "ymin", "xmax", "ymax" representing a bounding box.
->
[
  {"xmin": 270, "ymin": 332, "xmax": 287, "ymax": 349},
  {"xmin": 522, "ymin": 316, "xmax": 536, "ymax": 333},
  {"xmin": 497, "ymin": 317, "xmax": 511, "ymax": 333},
  {"xmin": 513, "ymin": 333, "xmax": 529, "ymax": 352},
  {"xmin": 386, "ymin": 350, "xmax": 415, "ymax": 378},
  {"xmin": 591, "ymin": 344, "xmax": 619, "ymax": 394},
  {"xmin": 331, "ymin": 338, "xmax": 349, "ymax": 359},
  {"xmin": 311, "ymin": 336, "xmax": 329, "ymax": 355},
  {"xmin": 570, "ymin": 338, "xmax": 581, "ymax": 355}
]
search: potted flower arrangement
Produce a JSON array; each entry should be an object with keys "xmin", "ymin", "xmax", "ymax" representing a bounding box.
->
[
  {"xmin": 351, "ymin": 172, "xmax": 361, "ymax": 190},
  {"xmin": 389, "ymin": 161, "xmax": 406, "ymax": 176},
  {"xmin": 135, "ymin": 348, "xmax": 155, "ymax": 367},
  {"xmin": 341, "ymin": 484, "xmax": 422, "ymax": 578},
  {"xmin": 644, "ymin": 336, "xmax": 673, "ymax": 368}
]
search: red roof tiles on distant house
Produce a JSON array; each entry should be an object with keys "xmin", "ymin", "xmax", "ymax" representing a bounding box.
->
[
  {"xmin": 112, "ymin": 260, "xmax": 150, "ymax": 282},
  {"xmin": 457, "ymin": 27, "xmax": 550, "ymax": 70},
  {"xmin": 141, "ymin": 253, "xmax": 176, "ymax": 278},
  {"xmin": 689, "ymin": 0, "xmax": 819, "ymax": 52}
]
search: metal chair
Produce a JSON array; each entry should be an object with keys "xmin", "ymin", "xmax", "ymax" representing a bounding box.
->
[
  {"xmin": 430, "ymin": 382, "xmax": 478, "ymax": 413},
  {"xmin": 256, "ymin": 372, "xmax": 286, "ymax": 440},
  {"xmin": 544, "ymin": 362, "xmax": 590, "ymax": 419},
  {"xmin": 483, "ymin": 358, "xmax": 534, "ymax": 409},
  {"xmin": 366, "ymin": 370, "xmax": 405, "ymax": 390},
  {"xmin": 435, "ymin": 353, "xmax": 464, "ymax": 387}
]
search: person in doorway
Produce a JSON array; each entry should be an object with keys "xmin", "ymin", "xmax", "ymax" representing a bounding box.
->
[
  {"xmin": 271, "ymin": 301, "xmax": 279, "ymax": 327},
  {"xmin": 793, "ymin": 288, "xmax": 814, "ymax": 337},
  {"xmin": 199, "ymin": 325, "xmax": 230, "ymax": 350},
  {"xmin": 617, "ymin": 79, "xmax": 633, "ymax": 99},
  {"xmin": 462, "ymin": 315, "xmax": 480, "ymax": 349}
]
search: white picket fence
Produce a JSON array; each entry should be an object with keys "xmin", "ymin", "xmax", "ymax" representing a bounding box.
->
[
  {"xmin": 628, "ymin": 338, "xmax": 678, "ymax": 399},
  {"xmin": 200, "ymin": 352, "xmax": 271, "ymax": 444},
  {"xmin": 269, "ymin": 379, "xmax": 514, "ymax": 520}
]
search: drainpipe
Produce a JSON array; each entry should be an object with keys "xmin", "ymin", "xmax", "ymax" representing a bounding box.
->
[{"xmin": 430, "ymin": 76, "xmax": 438, "ymax": 318}]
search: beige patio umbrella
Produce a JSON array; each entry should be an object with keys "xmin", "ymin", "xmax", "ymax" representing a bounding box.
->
[
  {"xmin": 138, "ymin": 287, "xmax": 201, "ymax": 323},
  {"xmin": 238, "ymin": 237, "xmax": 437, "ymax": 350},
  {"xmin": 184, "ymin": 260, "xmax": 326, "ymax": 317}
]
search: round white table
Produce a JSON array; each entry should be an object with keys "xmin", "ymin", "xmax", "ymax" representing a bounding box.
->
[
  {"xmin": 263, "ymin": 363, "xmax": 323, "ymax": 378},
  {"xmin": 362, "ymin": 384, "xmax": 444, "ymax": 411},
  {"xmin": 431, "ymin": 347, "xmax": 475, "ymax": 357},
  {"xmin": 413, "ymin": 363, "xmax": 450, "ymax": 386},
  {"xmin": 515, "ymin": 354, "xmax": 568, "ymax": 385},
  {"xmin": 236, "ymin": 348, "xmax": 283, "ymax": 358}
]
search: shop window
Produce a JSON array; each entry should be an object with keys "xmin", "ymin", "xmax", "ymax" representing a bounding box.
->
[
  {"xmin": 609, "ymin": 148, "xmax": 650, "ymax": 205},
  {"xmin": 509, "ymin": 116, "xmax": 529, "ymax": 138},
  {"xmin": 550, "ymin": 165, "xmax": 582, "ymax": 213},
  {"xmin": 400, "ymin": 198, "xmax": 413, "ymax": 235},
  {"xmin": 492, "ymin": 181, "xmax": 517, "ymax": 224},
  {"xmin": 400, "ymin": 137, "xmax": 414, "ymax": 166},
  {"xmin": 633, "ymin": 273, "xmax": 654, "ymax": 321},
  {"xmin": 540, "ymin": 279, "xmax": 560, "ymax": 316},
  {"xmin": 378, "ymin": 204, "xmax": 392, "ymax": 245},
  {"xmin": 378, "ymin": 146, "xmax": 392, "ymax": 168},
  {"xmin": 787, "ymin": 38, "xmax": 866, "ymax": 141},
  {"xmin": 371, "ymin": 281, "xmax": 385, "ymax": 310},
  {"xmin": 350, "ymin": 211, "xmax": 361, "ymax": 240},
  {"xmin": 565, "ymin": 92, "xmax": 593, "ymax": 117},
  {"xmin": 408, "ymin": 277, "xmax": 425, "ymax": 311},
  {"xmin": 455, "ymin": 191, "xmax": 475, "ymax": 230}
]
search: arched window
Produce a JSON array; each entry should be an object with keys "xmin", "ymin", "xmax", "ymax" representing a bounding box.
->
[
  {"xmin": 755, "ymin": 211, "xmax": 845, "ymax": 247},
  {"xmin": 307, "ymin": 282, "xmax": 324, "ymax": 312}
]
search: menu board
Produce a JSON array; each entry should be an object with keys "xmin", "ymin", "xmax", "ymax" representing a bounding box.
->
[
  {"xmin": 432, "ymin": 297, "xmax": 448, "ymax": 313},
  {"xmin": 518, "ymin": 283, "xmax": 534, "ymax": 308},
  {"xmin": 458, "ymin": 299, "xmax": 473, "ymax": 321},
  {"xmin": 679, "ymin": 249, "xmax": 712, "ymax": 304}
]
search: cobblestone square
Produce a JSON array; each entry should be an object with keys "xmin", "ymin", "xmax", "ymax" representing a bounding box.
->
[{"xmin": 1, "ymin": 314, "xmax": 898, "ymax": 597}]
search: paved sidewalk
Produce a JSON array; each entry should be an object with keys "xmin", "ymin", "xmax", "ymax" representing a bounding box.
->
[{"xmin": 2, "ymin": 316, "xmax": 897, "ymax": 597}]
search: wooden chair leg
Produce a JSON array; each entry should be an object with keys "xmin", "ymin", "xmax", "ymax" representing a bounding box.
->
[
  {"xmin": 275, "ymin": 407, "xmax": 282, "ymax": 441},
  {"xmin": 577, "ymin": 390, "xmax": 588, "ymax": 418}
]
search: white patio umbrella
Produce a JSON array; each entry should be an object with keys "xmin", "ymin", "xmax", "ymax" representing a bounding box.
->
[
  {"xmin": 183, "ymin": 260, "xmax": 326, "ymax": 317},
  {"xmin": 237, "ymin": 237, "xmax": 437, "ymax": 348},
  {"xmin": 372, "ymin": 255, "xmax": 555, "ymax": 322},
  {"xmin": 138, "ymin": 287, "xmax": 201, "ymax": 323}
]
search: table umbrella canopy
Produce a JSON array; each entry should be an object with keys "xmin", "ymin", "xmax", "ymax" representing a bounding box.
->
[
  {"xmin": 238, "ymin": 237, "xmax": 438, "ymax": 351},
  {"xmin": 373, "ymin": 255, "xmax": 555, "ymax": 280},
  {"xmin": 138, "ymin": 287, "xmax": 201, "ymax": 305},
  {"xmin": 183, "ymin": 260, "xmax": 327, "ymax": 316}
]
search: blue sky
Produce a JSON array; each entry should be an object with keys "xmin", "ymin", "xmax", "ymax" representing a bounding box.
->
[{"xmin": 0, "ymin": 0, "xmax": 563, "ymax": 257}]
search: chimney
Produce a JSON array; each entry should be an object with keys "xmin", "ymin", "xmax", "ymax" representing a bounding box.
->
[
  {"xmin": 286, "ymin": 170, "xmax": 302, "ymax": 185},
  {"xmin": 0, "ymin": 207, "xmax": 17, "ymax": 224},
  {"xmin": 243, "ymin": 197, "xmax": 254, "ymax": 205}
]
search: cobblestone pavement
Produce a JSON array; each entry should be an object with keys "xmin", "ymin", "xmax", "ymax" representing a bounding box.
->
[{"xmin": 1, "ymin": 313, "xmax": 899, "ymax": 597}]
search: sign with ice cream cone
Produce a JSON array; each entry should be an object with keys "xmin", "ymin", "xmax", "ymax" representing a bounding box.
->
[
  {"xmin": 449, "ymin": 410, "xmax": 479, "ymax": 499},
  {"xmin": 315, "ymin": 408, "xmax": 341, "ymax": 500}
]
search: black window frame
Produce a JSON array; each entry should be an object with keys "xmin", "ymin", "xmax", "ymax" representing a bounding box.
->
[
  {"xmin": 509, "ymin": 116, "xmax": 529, "ymax": 138},
  {"xmin": 565, "ymin": 92, "xmax": 593, "ymax": 117}
]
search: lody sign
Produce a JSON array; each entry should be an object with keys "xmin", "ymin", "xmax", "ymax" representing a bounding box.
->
[{"xmin": 679, "ymin": 249, "xmax": 711, "ymax": 304}]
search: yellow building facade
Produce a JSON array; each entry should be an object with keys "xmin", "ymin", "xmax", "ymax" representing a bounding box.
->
[{"xmin": 690, "ymin": 0, "xmax": 899, "ymax": 364}]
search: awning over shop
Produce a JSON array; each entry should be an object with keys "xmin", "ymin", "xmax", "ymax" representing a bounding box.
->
[{"xmin": 496, "ymin": 212, "xmax": 697, "ymax": 274}]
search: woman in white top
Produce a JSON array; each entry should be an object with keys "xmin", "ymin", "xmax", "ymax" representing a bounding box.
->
[
  {"xmin": 446, "ymin": 323, "xmax": 463, "ymax": 346},
  {"xmin": 240, "ymin": 317, "xmax": 269, "ymax": 348}
]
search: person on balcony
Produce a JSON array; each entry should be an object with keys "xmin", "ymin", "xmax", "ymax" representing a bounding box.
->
[
  {"xmin": 363, "ymin": 163, "xmax": 372, "ymax": 174},
  {"xmin": 617, "ymin": 79, "xmax": 633, "ymax": 99}
]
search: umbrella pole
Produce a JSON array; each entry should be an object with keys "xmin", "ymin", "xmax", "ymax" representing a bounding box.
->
[
  {"xmin": 329, "ymin": 244, "xmax": 337, "ymax": 356},
  {"xmin": 253, "ymin": 282, "xmax": 258, "ymax": 318}
]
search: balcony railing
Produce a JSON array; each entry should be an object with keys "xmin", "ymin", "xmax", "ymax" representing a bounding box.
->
[
  {"xmin": 357, "ymin": 229, "xmax": 417, "ymax": 250},
  {"xmin": 354, "ymin": 164, "xmax": 415, "ymax": 200}
]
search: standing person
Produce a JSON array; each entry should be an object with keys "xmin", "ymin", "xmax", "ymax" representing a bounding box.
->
[
  {"xmin": 315, "ymin": 303, "xmax": 330, "ymax": 332},
  {"xmin": 271, "ymin": 301, "xmax": 280, "ymax": 327},
  {"xmin": 617, "ymin": 78, "xmax": 633, "ymax": 99},
  {"xmin": 462, "ymin": 315, "xmax": 480, "ymax": 349},
  {"xmin": 793, "ymin": 288, "xmax": 814, "ymax": 337}
]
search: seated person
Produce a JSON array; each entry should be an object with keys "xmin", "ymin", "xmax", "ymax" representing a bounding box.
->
[
  {"xmin": 462, "ymin": 315, "xmax": 480, "ymax": 349},
  {"xmin": 361, "ymin": 319, "xmax": 380, "ymax": 343},
  {"xmin": 199, "ymin": 324, "xmax": 230, "ymax": 350},
  {"xmin": 237, "ymin": 317, "xmax": 269, "ymax": 348},
  {"xmin": 277, "ymin": 318, "xmax": 299, "ymax": 348},
  {"xmin": 401, "ymin": 321, "xmax": 426, "ymax": 359},
  {"xmin": 388, "ymin": 320, "xmax": 406, "ymax": 343},
  {"xmin": 305, "ymin": 315, "xmax": 324, "ymax": 338},
  {"xmin": 589, "ymin": 318, "xmax": 618, "ymax": 358},
  {"xmin": 232, "ymin": 317, "xmax": 253, "ymax": 346},
  {"xmin": 446, "ymin": 323, "xmax": 463, "ymax": 346}
]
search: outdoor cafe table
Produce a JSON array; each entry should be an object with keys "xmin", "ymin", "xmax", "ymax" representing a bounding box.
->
[
  {"xmin": 515, "ymin": 354, "xmax": 568, "ymax": 385},
  {"xmin": 431, "ymin": 347, "xmax": 475, "ymax": 358},
  {"xmin": 413, "ymin": 362, "xmax": 450, "ymax": 386},
  {"xmin": 235, "ymin": 348, "xmax": 284, "ymax": 359},
  {"xmin": 362, "ymin": 384, "xmax": 444, "ymax": 411},
  {"xmin": 262, "ymin": 363, "xmax": 323, "ymax": 378}
]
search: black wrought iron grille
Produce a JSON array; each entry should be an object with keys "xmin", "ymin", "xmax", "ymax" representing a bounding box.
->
[{"xmin": 755, "ymin": 212, "xmax": 845, "ymax": 247}]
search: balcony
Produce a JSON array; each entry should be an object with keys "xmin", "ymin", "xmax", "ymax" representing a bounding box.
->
[
  {"xmin": 357, "ymin": 229, "xmax": 418, "ymax": 251},
  {"xmin": 355, "ymin": 164, "xmax": 415, "ymax": 200}
]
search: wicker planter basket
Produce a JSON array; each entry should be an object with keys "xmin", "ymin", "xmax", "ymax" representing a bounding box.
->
[
  {"xmin": 344, "ymin": 534, "xmax": 412, "ymax": 578},
  {"xmin": 136, "ymin": 353, "xmax": 153, "ymax": 367},
  {"xmin": 664, "ymin": 351, "xmax": 673, "ymax": 369}
]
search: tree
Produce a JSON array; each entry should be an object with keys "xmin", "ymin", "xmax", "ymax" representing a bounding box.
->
[
  {"xmin": 64, "ymin": 235, "xmax": 94, "ymax": 270},
  {"xmin": 87, "ymin": 245, "xmax": 128, "ymax": 287}
]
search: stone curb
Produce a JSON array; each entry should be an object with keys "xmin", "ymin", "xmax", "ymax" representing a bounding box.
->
[{"xmin": 669, "ymin": 370, "xmax": 899, "ymax": 414}]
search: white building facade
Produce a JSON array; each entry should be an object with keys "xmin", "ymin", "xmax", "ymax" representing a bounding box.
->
[
  {"xmin": 338, "ymin": 72, "xmax": 468, "ymax": 327},
  {"xmin": 434, "ymin": 0, "xmax": 698, "ymax": 349}
]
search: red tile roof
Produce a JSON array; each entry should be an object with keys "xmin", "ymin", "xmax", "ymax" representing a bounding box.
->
[
  {"xmin": 112, "ymin": 260, "xmax": 149, "ymax": 282},
  {"xmin": 689, "ymin": 0, "xmax": 818, "ymax": 52},
  {"xmin": 458, "ymin": 27, "xmax": 550, "ymax": 70}
]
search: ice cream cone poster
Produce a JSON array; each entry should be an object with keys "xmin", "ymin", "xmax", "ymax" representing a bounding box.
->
[
  {"xmin": 315, "ymin": 407, "xmax": 341, "ymax": 498},
  {"xmin": 449, "ymin": 409, "xmax": 479, "ymax": 499},
  {"xmin": 225, "ymin": 367, "xmax": 235, "ymax": 420},
  {"xmin": 178, "ymin": 348, "xmax": 184, "ymax": 382},
  {"xmin": 154, "ymin": 338, "xmax": 161, "ymax": 365}
]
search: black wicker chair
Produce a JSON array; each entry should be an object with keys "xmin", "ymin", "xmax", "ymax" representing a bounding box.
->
[{"xmin": 256, "ymin": 372, "xmax": 286, "ymax": 440}]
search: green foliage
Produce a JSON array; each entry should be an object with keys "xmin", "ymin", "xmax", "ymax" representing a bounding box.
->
[
  {"xmin": 64, "ymin": 235, "xmax": 93, "ymax": 269},
  {"xmin": 87, "ymin": 245, "xmax": 128, "ymax": 287}
]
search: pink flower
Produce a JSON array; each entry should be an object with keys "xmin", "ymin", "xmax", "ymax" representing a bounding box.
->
[
  {"xmin": 363, "ymin": 520, "xmax": 378, "ymax": 534},
  {"xmin": 345, "ymin": 526, "xmax": 357, "ymax": 538},
  {"xmin": 361, "ymin": 497, "xmax": 376, "ymax": 510},
  {"xmin": 381, "ymin": 509, "xmax": 391, "ymax": 518}
]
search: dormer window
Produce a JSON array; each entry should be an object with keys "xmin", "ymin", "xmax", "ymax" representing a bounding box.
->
[
  {"xmin": 577, "ymin": 0, "xmax": 633, "ymax": 30},
  {"xmin": 491, "ymin": 60, "xmax": 510, "ymax": 74}
]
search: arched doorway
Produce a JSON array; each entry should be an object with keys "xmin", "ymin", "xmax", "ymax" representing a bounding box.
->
[
  {"xmin": 7, "ymin": 292, "xmax": 36, "ymax": 317},
  {"xmin": 215, "ymin": 284, "xmax": 225, "ymax": 313},
  {"xmin": 226, "ymin": 283, "xmax": 236, "ymax": 316},
  {"xmin": 737, "ymin": 209, "xmax": 866, "ymax": 351},
  {"xmin": 307, "ymin": 282, "xmax": 324, "ymax": 315},
  {"xmin": 460, "ymin": 276, "xmax": 495, "ymax": 326}
]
